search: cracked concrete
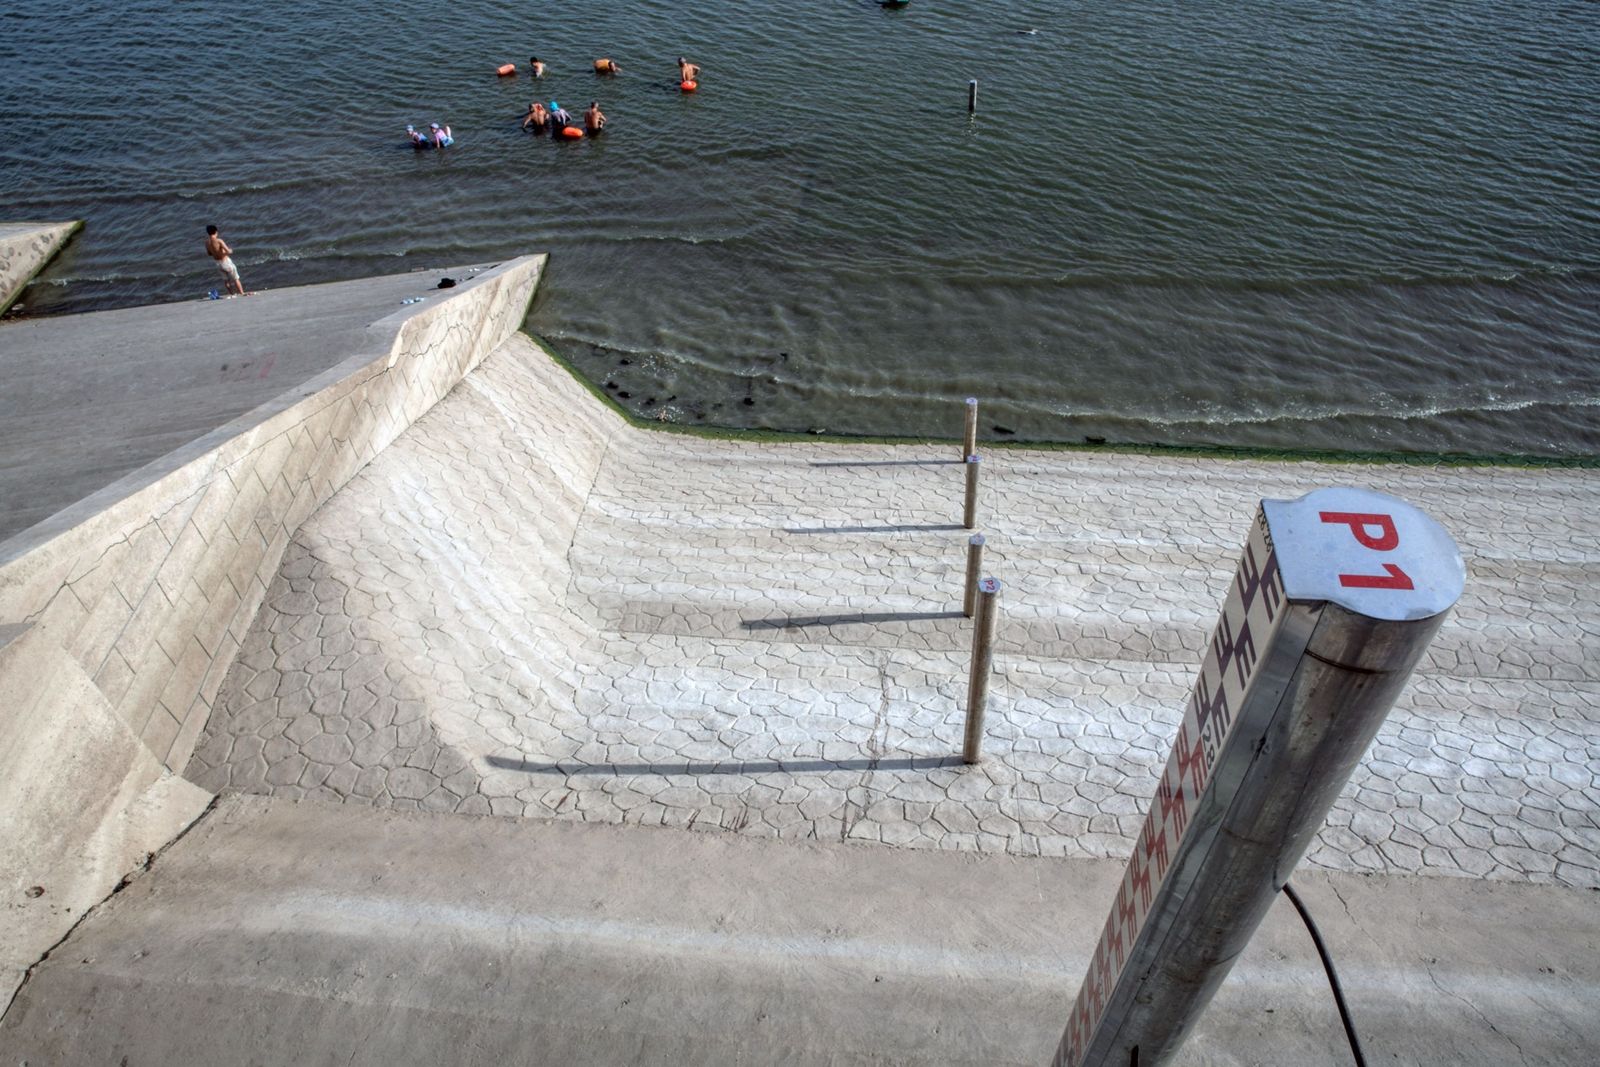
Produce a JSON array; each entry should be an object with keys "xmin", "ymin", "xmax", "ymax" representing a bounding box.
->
[{"xmin": 188, "ymin": 331, "xmax": 1600, "ymax": 888}]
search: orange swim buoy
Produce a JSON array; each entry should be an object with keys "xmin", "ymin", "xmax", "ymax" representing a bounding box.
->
[
  {"xmin": 560, "ymin": 125, "xmax": 584, "ymax": 139},
  {"xmin": 680, "ymin": 80, "xmax": 698, "ymax": 92},
  {"xmin": 497, "ymin": 63, "xmax": 516, "ymax": 76}
]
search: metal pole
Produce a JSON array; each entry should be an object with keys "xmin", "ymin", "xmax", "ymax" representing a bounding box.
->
[
  {"xmin": 1052, "ymin": 487, "xmax": 1464, "ymax": 1067},
  {"xmin": 963, "ymin": 576, "xmax": 1001, "ymax": 763},
  {"xmin": 963, "ymin": 454, "xmax": 980, "ymax": 530},
  {"xmin": 968, "ymin": 80, "xmax": 978, "ymax": 113},
  {"xmin": 962, "ymin": 397, "xmax": 978, "ymax": 460},
  {"xmin": 963, "ymin": 533, "xmax": 986, "ymax": 618}
]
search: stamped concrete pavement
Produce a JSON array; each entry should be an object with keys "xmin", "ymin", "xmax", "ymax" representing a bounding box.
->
[{"xmin": 187, "ymin": 333, "xmax": 1600, "ymax": 889}]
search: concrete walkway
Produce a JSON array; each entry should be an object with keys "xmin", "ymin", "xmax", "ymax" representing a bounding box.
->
[
  {"xmin": 188, "ymin": 333, "xmax": 1600, "ymax": 889},
  {"xmin": 0, "ymin": 263, "xmax": 493, "ymax": 542},
  {"xmin": 3, "ymin": 794, "xmax": 1596, "ymax": 1066}
]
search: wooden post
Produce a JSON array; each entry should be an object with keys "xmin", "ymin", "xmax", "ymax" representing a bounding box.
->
[
  {"xmin": 963, "ymin": 533, "xmax": 986, "ymax": 618},
  {"xmin": 963, "ymin": 577, "xmax": 1001, "ymax": 763},
  {"xmin": 968, "ymin": 80, "xmax": 978, "ymax": 113},
  {"xmin": 963, "ymin": 454, "xmax": 980, "ymax": 530},
  {"xmin": 962, "ymin": 397, "xmax": 978, "ymax": 460}
]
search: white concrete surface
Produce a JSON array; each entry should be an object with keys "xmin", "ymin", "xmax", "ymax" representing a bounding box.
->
[
  {"xmin": 3, "ymin": 794, "xmax": 1596, "ymax": 1065},
  {"xmin": 1, "ymin": 256, "xmax": 545, "ymax": 772},
  {"xmin": 1, "ymin": 260, "xmax": 505, "ymax": 542},
  {"xmin": 0, "ymin": 260, "xmax": 544, "ymax": 1007},
  {"xmin": 190, "ymin": 332, "xmax": 1600, "ymax": 889},
  {"xmin": 0, "ymin": 622, "xmax": 209, "ymax": 1006},
  {"xmin": 0, "ymin": 220, "xmax": 79, "ymax": 314}
]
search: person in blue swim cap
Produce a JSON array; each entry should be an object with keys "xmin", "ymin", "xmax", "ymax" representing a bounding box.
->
[{"xmin": 548, "ymin": 101, "xmax": 574, "ymax": 133}]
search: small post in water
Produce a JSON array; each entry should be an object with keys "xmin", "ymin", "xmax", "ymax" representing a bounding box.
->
[
  {"xmin": 963, "ymin": 576, "xmax": 1002, "ymax": 763},
  {"xmin": 962, "ymin": 396, "xmax": 979, "ymax": 460},
  {"xmin": 963, "ymin": 454, "xmax": 981, "ymax": 530},
  {"xmin": 968, "ymin": 79, "xmax": 978, "ymax": 113},
  {"xmin": 963, "ymin": 533, "xmax": 986, "ymax": 618}
]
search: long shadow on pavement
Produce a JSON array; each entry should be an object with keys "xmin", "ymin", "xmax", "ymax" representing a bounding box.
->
[
  {"xmin": 782, "ymin": 523, "xmax": 966, "ymax": 534},
  {"xmin": 486, "ymin": 755, "xmax": 965, "ymax": 776},
  {"xmin": 741, "ymin": 611, "xmax": 963, "ymax": 630}
]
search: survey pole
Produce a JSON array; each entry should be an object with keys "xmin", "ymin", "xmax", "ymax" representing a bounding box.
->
[
  {"xmin": 963, "ymin": 577, "xmax": 1002, "ymax": 763},
  {"xmin": 963, "ymin": 533, "xmax": 986, "ymax": 618},
  {"xmin": 963, "ymin": 454, "xmax": 981, "ymax": 529},
  {"xmin": 1051, "ymin": 487, "xmax": 1464, "ymax": 1067}
]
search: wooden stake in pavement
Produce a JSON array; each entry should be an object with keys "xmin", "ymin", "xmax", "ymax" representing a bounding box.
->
[
  {"xmin": 963, "ymin": 454, "xmax": 980, "ymax": 530},
  {"xmin": 963, "ymin": 576, "xmax": 1001, "ymax": 763},
  {"xmin": 963, "ymin": 533, "xmax": 986, "ymax": 618}
]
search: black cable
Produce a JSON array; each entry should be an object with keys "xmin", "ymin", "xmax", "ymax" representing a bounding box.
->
[{"xmin": 1282, "ymin": 881, "xmax": 1368, "ymax": 1067}]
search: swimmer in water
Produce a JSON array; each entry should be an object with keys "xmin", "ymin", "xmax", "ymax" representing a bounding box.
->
[
  {"xmin": 529, "ymin": 56, "xmax": 546, "ymax": 77},
  {"xmin": 521, "ymin": 101, "xmax": 549, "ymax": 131},
  {"xmin": 405, "ymin": 124, "xmax": 430, "ymax": 147},
  {"xmin": 429, "ymin": 122, "xmax": 453, "ymax": 147},
  {"xmin": 593, "ymin": 57, "xmax": 620, "ymax": 74},
  {"xmin": 678, "ymin": 57, "xmax": 700, "ymax": 83},
  {"xmin": 547, "ymin": 101, "xmax": 573, "ymax": 133},
  {"xmin": 584, "ymin": 100, "xmax": 607, "ymax": 135}
]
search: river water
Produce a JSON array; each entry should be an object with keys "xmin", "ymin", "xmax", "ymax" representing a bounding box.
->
[{"xmin": 3, "ymin": 0, "xmax": 1597, "ymax": 455}]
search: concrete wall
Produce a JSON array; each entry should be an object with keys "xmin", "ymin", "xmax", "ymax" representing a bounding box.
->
[
  {"xmin": 0, "ymin": 254, "xmax": 545, "ymax": 1005},
  {"xmin": 0, "ymin": 221, "xmax": 81, "ymax": 314},
  {"xmin": 0, "ymin": 254, "xmax": 545, "ymax": 771},
  {"xmin": 0, "ymin": 622, "xmax": 211, "ymax": 1002}
]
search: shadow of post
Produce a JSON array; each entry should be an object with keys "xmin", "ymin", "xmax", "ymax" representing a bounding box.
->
[
  {"xmin": 740, "ymin": 610, "xmax": 963, "ymax": 630},
  {"xmin": 486, "ymin": 755, "xmax": 965, "ymax": 776}
]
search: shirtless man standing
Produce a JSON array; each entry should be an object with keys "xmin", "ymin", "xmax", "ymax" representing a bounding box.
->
[
  {"xmin": 678, "ymin": 57, "xmax": 700, "ymax": 83},
  {"xmin": 584, "ymin": 101, "xmax": 607, "ymax": 136},
  {"xmin": 204, "ymin": 224, "xmax": 245, "ymax": 296}
]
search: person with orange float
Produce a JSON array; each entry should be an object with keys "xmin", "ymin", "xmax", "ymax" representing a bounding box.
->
[
  {"xmin": 593, "ymin": 57, "xmax": 620, "ymax": 74},
  {"xmin": 548, "ymin": 101, "xmax": 584, "ymax": 139},
  {"xmin": 677, "ymin": 56, "xmax": 700, "ymax": 90}
]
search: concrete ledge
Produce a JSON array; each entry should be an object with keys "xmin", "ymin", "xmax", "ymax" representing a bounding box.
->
[
  {"xmin": 0, "ymin": 255, "xmax": 545, "ymax": 782},
  {"xmin": 0, "ymin": 221, "xmax": 80, "ymax": 315}
]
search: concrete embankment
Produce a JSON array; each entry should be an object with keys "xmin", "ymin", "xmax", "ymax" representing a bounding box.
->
[
  {"xmin": 0, "ymin": 220, "xmax": 80, "ymax": 314},
  {"xmin": 4, "ymin": 254, "xmax": 1598, "ymax": 1063},
  {"xmin": 189, "ymin": 330, "xmax": 1600, "ymax": 890},
  {"xmin": 0, "ymin": 256, "xmax": 545, "ymax": 1004}
]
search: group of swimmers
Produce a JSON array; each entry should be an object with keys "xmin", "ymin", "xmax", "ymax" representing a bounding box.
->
[
  {"xmin": 406, "ymin": 122, "xmax": 454, "ymax": 149},
  {"xmin": 521, "ymin": 99, "xmax": 607, "ymax": 137},
  {"xmin": 517, "ymin": 56, "xmax": 701, "ymax": 139},
  {"xmin": 406, "ymin": 56, "xmax": 700, "ymax": 149}
]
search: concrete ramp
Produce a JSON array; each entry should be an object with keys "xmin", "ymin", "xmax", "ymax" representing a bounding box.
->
[
  {"xmin": 0, "ymin": 262, "xmax": 509, "ymax": 543},
  {"xmin": 3, "ymin": 794, "xmax": 1597, "ymax": 1065},
  {"xmin": 0, "ymin": 221, "xmax": 80, "ymax": 314}
]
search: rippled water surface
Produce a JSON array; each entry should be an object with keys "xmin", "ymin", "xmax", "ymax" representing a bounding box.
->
[{"xmin": 4, "ymin": 0, "xmax": 1598, "ymax": 454}]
